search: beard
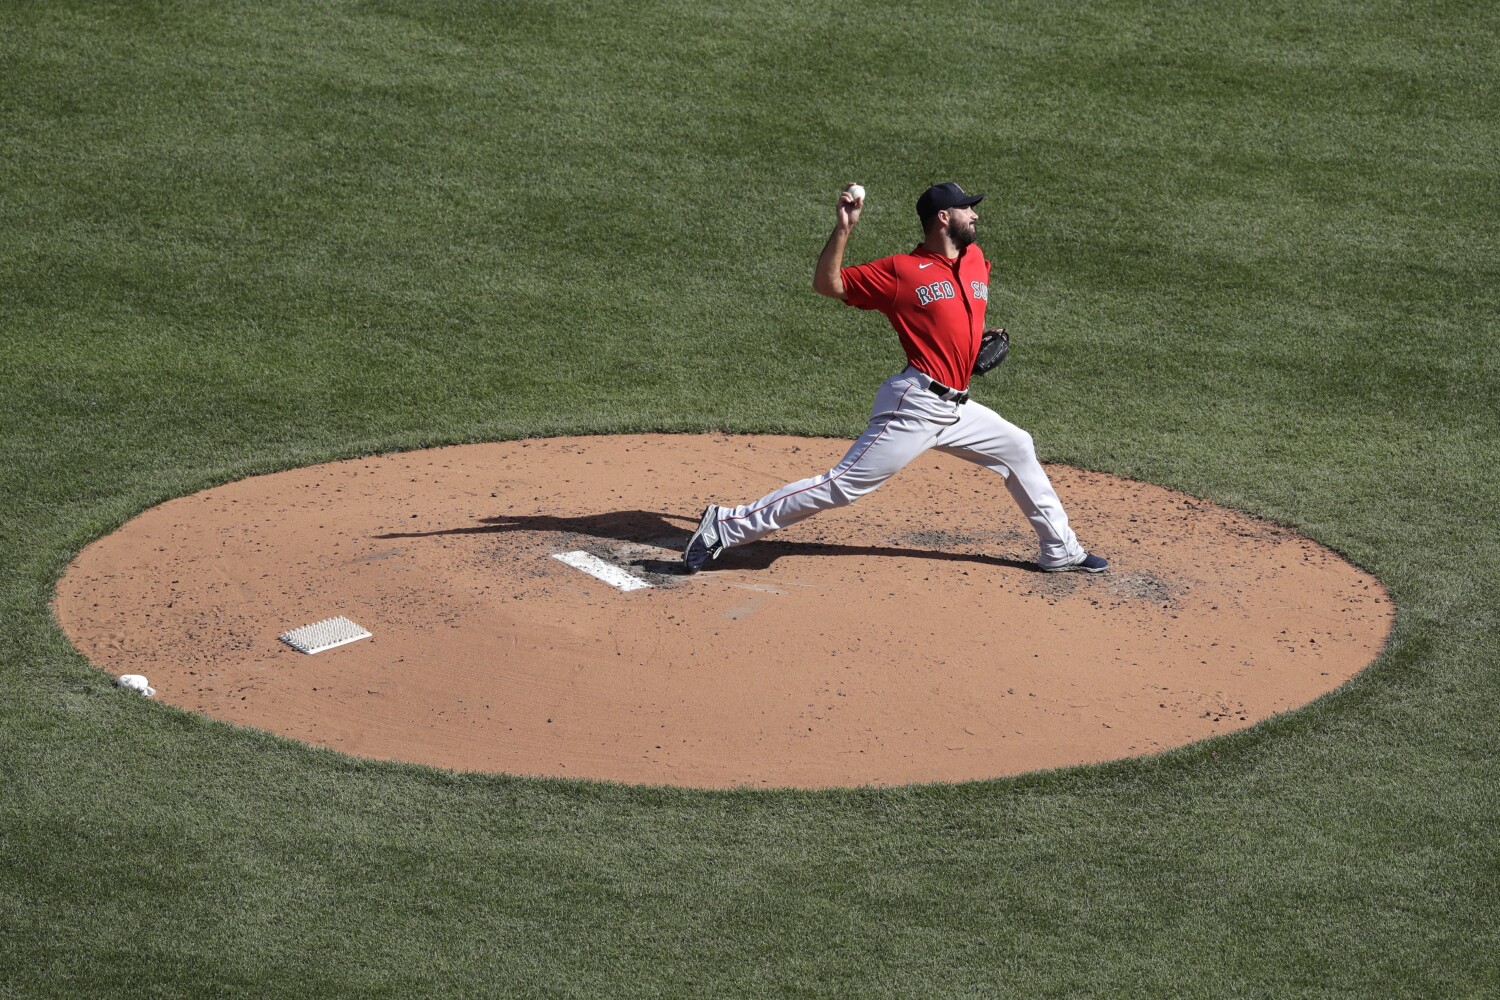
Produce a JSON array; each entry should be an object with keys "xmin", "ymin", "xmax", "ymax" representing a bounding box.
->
[{"xmin": 946, "ymin": 215, "xmax": 977, "ymax": 249}]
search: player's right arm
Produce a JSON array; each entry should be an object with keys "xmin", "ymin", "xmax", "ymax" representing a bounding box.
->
[{"xmin": 813, "ymin": 187, "xmax": 863, "ymax": 300}]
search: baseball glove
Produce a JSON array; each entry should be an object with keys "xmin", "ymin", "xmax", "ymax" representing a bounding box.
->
[{"xmin": 972, "ymin": 327, "xmax": 1009, "ymax": 375}]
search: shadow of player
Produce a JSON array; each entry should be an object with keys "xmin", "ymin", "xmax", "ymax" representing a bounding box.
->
[{"xmin": 375, "ymin": 510, "xmax": 1044, "ymax": 575}]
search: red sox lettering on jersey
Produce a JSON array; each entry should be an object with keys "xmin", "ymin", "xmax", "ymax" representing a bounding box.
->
[{"xmin": 839, "ymin": 244, "xmax": 992, "ymax": 392}]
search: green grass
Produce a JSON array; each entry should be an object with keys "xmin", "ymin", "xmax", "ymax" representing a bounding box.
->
[{"xmin": 3, "ymin": 0, "xmax": 1499, "ymax": 996}]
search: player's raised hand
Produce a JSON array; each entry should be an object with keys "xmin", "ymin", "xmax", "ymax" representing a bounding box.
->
[{"xmin": 836, "ymin": 183, "xmax": 865, "ymax": 228}]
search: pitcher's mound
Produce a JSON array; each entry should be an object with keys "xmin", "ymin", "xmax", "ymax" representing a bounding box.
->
[{"xmin": 54, "ymin": 434, "xmax": 1392, "ymax": 789}]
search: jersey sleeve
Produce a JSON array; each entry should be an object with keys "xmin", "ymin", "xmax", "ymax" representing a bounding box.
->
[{"xmin": 840, "ymin": 256, "xmax": 899, "ymax": 311}]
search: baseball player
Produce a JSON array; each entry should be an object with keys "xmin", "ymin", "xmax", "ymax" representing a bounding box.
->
[{"xmin": 683, "ymin": 181, "xmax": 1106, "ymax": 575}]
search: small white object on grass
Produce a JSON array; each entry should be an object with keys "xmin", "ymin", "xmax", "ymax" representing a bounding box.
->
[
  {"xmin": 845, "ymin": 183, "xmax": 865, "ymax": 202},
  {"xmin": 117, "ymin": 674, "xmax": 156, "ymax": 697}
]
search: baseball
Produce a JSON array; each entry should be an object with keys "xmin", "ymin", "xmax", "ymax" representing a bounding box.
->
[{"xmin": 846, "ymin": 183, "xmax": 866, "ymax": 202}]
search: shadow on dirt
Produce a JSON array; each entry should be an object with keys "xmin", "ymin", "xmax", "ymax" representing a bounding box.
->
[{"xmin": 376, "ymin": 510, "xmax": 1044, "ymax": 575}]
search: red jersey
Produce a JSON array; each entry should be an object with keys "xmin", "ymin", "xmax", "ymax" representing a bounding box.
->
[{"xmin": 840, "ymin": 244, "xmax": 992, "ymax": 391}]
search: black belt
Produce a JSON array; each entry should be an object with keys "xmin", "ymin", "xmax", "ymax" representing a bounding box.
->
[{"xmin": 926, "ymin": 379, "xmax": 969, "ymax": 405}]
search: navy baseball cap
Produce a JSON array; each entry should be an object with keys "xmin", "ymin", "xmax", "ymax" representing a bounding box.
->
[{"xmin": 916, "ymin": 182, "xmax": 984, "ymax": 218}]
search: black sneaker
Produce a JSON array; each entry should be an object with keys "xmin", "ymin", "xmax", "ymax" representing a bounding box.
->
[{"xmin": 683, "ymin": 505, "xmax": 725, "ymax": 574}]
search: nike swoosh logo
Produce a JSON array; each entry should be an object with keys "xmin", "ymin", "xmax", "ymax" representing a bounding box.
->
[{"xmin": 918, "ymin": 263, "xmax": 934, "ymax": 269}]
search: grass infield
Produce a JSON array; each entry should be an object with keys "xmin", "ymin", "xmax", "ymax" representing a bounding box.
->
[{"xmin": 2, "ymin": 1, "xmax": 1498, "ymax": 996}]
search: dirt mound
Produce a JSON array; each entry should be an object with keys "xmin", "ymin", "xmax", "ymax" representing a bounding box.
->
[{"xmin": 54, "ymin": 435, "xmax": 1393, "ymax": 788}]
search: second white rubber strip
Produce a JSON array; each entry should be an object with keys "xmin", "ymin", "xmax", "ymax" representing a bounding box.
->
[{"xmin": 552, "ymin": 551, "xmax": 653, "ymax": 592}]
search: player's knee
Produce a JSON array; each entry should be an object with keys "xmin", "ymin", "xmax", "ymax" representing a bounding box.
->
[
  {"xmin": 829, "ymin": 476, "xmax": 880, "ymax": 506},
  {"xmin": 827, "ymin": 481, "xmax": 861, "ymax": 506}
]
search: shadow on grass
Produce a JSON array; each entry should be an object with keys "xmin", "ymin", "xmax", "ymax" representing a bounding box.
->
[{"xmin": 375, "ymin": 510, "xmax": 1044, "ymax": 575}]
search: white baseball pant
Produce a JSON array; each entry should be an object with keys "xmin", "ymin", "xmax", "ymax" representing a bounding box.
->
[{"xmin": 713, "ymin": 367, "xmax": 1087, "ymax": 569}]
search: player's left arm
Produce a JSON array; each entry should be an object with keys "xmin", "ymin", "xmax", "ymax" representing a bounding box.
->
[{"xmin": 971, "ymin": 257, "xmax": 1009, "ymax": 374}]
